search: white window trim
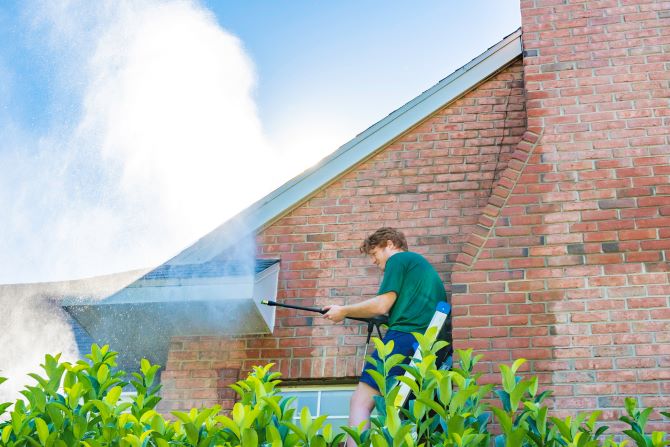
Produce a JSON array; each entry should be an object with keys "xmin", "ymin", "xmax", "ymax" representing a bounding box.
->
[{"xmin": 280, "ymin": 384, "xmax": 357, "ymax": 422}]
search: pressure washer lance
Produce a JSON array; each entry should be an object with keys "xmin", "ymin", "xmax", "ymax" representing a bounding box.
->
[{"xmin": 260, "ymin": 299, "xmax": 388, "ymax": 360}]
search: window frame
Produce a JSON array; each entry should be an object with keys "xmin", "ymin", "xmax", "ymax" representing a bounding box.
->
[{"xmin": 279, "ymin": 384, "xmax": 357, "ymax": 425}]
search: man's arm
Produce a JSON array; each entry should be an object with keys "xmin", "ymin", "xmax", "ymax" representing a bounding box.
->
[{"xmin": 323, "ymin": 291, "xmax": 397, "ymax": 323}]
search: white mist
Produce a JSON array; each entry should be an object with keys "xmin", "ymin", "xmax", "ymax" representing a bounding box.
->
[
  {"xmin": 0, "ymin": 0, "xmax": 274, "ymax": 400},
  {"xmin": 0, "ymin": 0, "xmax": 278, "ymax": 284}
]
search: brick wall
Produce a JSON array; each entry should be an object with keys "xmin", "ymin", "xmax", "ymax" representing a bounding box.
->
[
  {"xmin": 159, "ymin": 59, "xmax": 527, "ymax": 412},
  {"xmin": 159, "ymin": 337, "xmax": 243, "ymax": 411},
  {"xmin": 453, "ymin": 0, "xmax": 670, "ymax": 428}
]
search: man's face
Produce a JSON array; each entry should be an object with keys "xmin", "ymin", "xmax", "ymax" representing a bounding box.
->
[{"xmin": 368, "ymin": 241, "xmax": 396, "ymax": 271}]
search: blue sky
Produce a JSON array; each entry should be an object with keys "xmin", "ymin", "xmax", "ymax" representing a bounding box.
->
[
  {"xmin": 205, "ymin": 1, "xmax": 521, "ymax": 141},
  {"xmin": 0, "ymin": 0, "xmax": 520, "ymax": 283}
]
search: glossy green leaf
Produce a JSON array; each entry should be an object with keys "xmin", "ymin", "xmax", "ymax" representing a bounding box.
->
[
  {"xmin": 122, "ymin": 433, "xmax": 141, "ymax": 447},
  {"xmin": 96, "ymin": 364, "xmax": 109, "ymax": 385},
  {"xmin": 0, "ymin": 402, "xmax": 12, "ymax": 415},
  {"xmin": 2, "ymin": 425, "xmax": 12, "ymax": 443},
  {"xmin": 215, "ymin": 414, "xmax": 241, "ymax": 439},
  {"xmin": 372, "ymin": 337, "xmax": 393, "ymax": 360},
  {"xmin": 34, "ymin": 417, "xmax": 49, "ymax": 445},
  {"xmin": 371, "ymin": 432, "xmax": 389, "ymax": 447},
  {"xmin": 171, "ymin": 411, "xmax": 192, "ymax": 425},
  {"xmin": 367, "ymin": 369, "xmax": 387, "ymax": 395},
  {"xmin": 183, "ymin": 422, "xmax": 199, "ymax": 445},
  {"xmin": 266, "ymin": 424, "xmax": 283, "ymax": 447}
]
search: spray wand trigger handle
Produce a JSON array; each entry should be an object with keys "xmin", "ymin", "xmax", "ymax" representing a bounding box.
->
[{"xmin": 365, "ymin": 320, "xmax": 374, "ymax": 344}]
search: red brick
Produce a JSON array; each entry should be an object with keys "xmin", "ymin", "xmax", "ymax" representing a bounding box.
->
[
  {"xmin": 619, "ymin": 229, "xmax": 659, "ymax": 240},
  {"xmin": 491, "ymin": 338, "xmax": 530, "ymax": 349},
  {"xmin": 532, "ymin": 336, "xmax": 571, "ymax": 347},
  {"xmin": 508, "ymin": 279, "xmax": 546, "ymax": 291},
  {"xmin": 571, "ymin": 312, "xmax": 609, "ymax": 323},
  {"xmin": 589, "ymin": 275, "xmax": 626, "ymax": 287},
  {"xmin": 511, "ymin": 326, "xmax": 547, "ymax": 336},
  {"xmin": 469, "ymin": 304, "xmax": 507, "ymax": 316},
  {"xmin": 491, "ymin": 315, "xmax": 529, "ymax": 326},
  {"xmin": 613, "ymin": 333, "xmax": 653, "ymax": 345},
  {"xmin": 575, "ymin": 384, "xmax": 616, "ymax": 395},
  {"xmin": 616, "ymin": 358, "xmax": 656, "ymax": 369},
  {"xmin": 636, "ymin": 344, "xmax": 670, "ymax": 356},
  {"xmin": 638, "ymin": 369, "xmax": 670, "ymax": 381},
  {"xmin": 572, "ymin": 335, "xmax": 613, "ymax": 346},
  {"xmin": 591, "ymin": 323, "xmax": 630, "ymax": 333},
  {"xmin": 553, "ymin": 347, "xmax": 592, "ymax": 359},
  {"xmin": 454, "ymin": 317, "xmax": 490, "ymax": 328},
  {"xmin": 575, "ymin": 358, "xmax": 613, "ymax": 370},
  {"xmin": 618, "ymin": 383, "xmax": 660, "ymax": 395},
  {"xmin": 597, "ymin": 370, "xmax": 637, "ymax": 383}
]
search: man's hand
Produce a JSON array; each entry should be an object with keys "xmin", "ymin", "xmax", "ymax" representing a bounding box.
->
[{"xmin": 323, "ymin": 304, "xmax": 348, "ymax": 323}]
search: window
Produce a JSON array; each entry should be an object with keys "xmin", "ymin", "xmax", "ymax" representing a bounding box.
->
[{"xmin": 280, "ymin": 385, "xmax": 356, "ymax": 432}]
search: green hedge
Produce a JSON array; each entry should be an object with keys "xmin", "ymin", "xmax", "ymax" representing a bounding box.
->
[{"xmin": 0, "ymin": 330, "xmax": 668, "ymax": 446}]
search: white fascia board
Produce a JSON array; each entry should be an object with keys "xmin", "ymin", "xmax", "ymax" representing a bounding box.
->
[{"xmin": 169, "ymin": 29, "xmax": 522, "ymax": 265}]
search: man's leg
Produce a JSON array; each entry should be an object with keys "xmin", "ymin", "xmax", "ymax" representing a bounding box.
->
[
  {"xmin": 346, "ymin": 381, "xmax": 379, "ymax": 447},
  {"xmin": 347, "ymin": 330, "xmax": 416, "ymax": 446}
]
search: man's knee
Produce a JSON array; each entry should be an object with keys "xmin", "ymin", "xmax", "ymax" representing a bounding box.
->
[{"xmin": 350, "ymin": 382, "xmax": 378, "ymax": 412}]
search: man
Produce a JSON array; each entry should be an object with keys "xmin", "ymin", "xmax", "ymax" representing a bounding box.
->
[{"xmin": 323, "ymin": 227, "xmax": 447, "ymax": 445}]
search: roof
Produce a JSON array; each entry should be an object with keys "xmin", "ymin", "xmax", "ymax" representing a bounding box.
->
[
  {"xmin": 159, "ymin": 28, "xmax": 522, "ymax": 266},
  {"xmin": 63, "ymin": 260, "xmax": 281, "ymax": 371},
  {"xmin": 140, "ymin": 258, "xmax": 280, "ymax": 280}
]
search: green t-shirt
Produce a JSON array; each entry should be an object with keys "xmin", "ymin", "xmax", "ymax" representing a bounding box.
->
[{"xmin": 377, "ymin": 251, "xmax": 447, "ymax": 333}]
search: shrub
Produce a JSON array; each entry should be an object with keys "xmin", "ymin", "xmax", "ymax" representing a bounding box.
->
[
  {"xmin": 0, "ymin": 336, "xmax": 667, "ymax": 446},
  {"xmin": 0, "ymin": 345, "xmax": 344, "ymax": 447},
  {"xmin": 341, "ymin": 327, "xmax": 669, "ymax": 447}
]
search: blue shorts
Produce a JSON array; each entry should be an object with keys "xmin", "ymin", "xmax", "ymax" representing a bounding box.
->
[{"xmin": 359, "ymin": 330, "xmax": 417, "ymax": 392}]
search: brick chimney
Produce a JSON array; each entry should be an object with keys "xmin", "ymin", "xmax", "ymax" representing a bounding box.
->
[{"xmin": 467, "ymin": 0, "xmax": 670, "ymax": 424}]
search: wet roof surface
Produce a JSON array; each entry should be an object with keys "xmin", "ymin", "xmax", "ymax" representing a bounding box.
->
[{"xmin": 140, "ymin": 258, "xmax": 280, "ymax": 280}]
